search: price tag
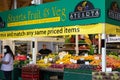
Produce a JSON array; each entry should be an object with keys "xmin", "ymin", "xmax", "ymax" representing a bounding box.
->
[
  {"xmin": 60, "ymin": 62, "xmax": 63, "ymax": 64},
  {"xmin": 85, "ymin": 61, "xmax": 89, "ymax": 65},
  {"xmin": 106, "ymin": 67, "xmax": 112, "ymax": 72},
  {"xmin": 118, "ymin": 55, "xmax": 120, "ymax": 57},
  {"xmin": 59, "ymin": 56, "xmax": 63, "ymax": 60},
  {"xmin": 49, "ymin": 58, "xmax": 53, "ymax": 61},
  {"xmin": 70, "ymin": 59, "xmax": 74, "ymax": 63},
  {"xmin": 80, "ymin": 58, "xmax": 84, "ymax": 60},
  {"xmin": 73, "ymin": 60, "xmax": 77, "ymax": 63},
  {"xmin": 84, "ymin": 53, "xmax": 88, "ymax": 57},
  {"xmin": 94, "ymin": 56, "xmax": 99, "ymax": 60},
  {"xmin": 44, "ymin": 58, "xmax": 48, "ymax": 64}
]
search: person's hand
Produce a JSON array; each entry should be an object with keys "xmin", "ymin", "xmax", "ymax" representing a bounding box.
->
[{"xmin": 38, "ymin": 53, "xmax": 41, "ymax": 55}]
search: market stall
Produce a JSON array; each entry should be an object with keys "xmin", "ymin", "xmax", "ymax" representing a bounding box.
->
[{"xmin": 0, "ymin": 0, "xmax": 120, "ymax": 80}]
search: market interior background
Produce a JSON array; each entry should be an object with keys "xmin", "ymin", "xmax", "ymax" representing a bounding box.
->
[{"xmin": 0, "ymin": 0, "xmax": 120, "ymax": 80}]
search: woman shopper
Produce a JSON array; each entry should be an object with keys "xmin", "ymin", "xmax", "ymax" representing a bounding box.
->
[{"xmin": 0, "ymin": 45, "xmax": 14, "ymax": 80}]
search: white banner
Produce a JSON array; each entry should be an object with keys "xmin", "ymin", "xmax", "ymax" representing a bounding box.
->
[{"xmin": 107, "ymin": 37, "xmax": 120, "ymax": 42}]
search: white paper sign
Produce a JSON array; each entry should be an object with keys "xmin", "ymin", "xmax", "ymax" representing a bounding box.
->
[
  {"xmin": 106, "ymin": 67, "xmax": 112, "ymax": 72},
  {"xmin": 107, "ymin": 37, "xmax": 120, "ymax": 42},
  {"xmin": 84, "ymin": 53, "xmax": 88, "ymax": 57},
  {"xmin": 94, "ymin": 56, "xmax": 99, "ymax": 60},
  {"xmin": 85, "ymin": 61, "xmax": 89, "ymax": 65}
]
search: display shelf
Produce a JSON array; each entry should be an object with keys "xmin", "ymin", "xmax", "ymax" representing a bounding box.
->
[
  {"xmin": 106, "ymin": 42, "xmax": 120, "ymax": 54},
  {"xmin": 61, "ymin": 48, "xmax": 90, "ymax": 51},
  {"xmin": 63, "ymin": 42, "xmax": 89, "ymax": 45},
  {"xmin": 107, "ymin": 48, "xmax": 120, "ymax": 50},
  {"xmin": 64, "ymin": 43, "xmax": 76, "ymax": 44},
  {"xmin": 62, "ymin": 35, "xmax": 91, "ymax": 55},
  {"xmin": 78, "ymin": 43, "xmax": 89, "ymax": 45},
  {"xmin": 61, "ymin": 48, "xmax": 75, "ymax": 51},
  {"xmin": 79, "ymin": 49, "xmax": 90, "ymax": 51}
]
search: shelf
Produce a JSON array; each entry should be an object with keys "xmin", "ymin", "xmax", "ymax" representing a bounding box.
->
[
  {"xmin": 64, "ymin": 43, "xmax": 75, "ymax": 44},
  {"xmin": 61, "ymin": 48, "xmax": 75, "ymax": 51},
  {"xmin": 61, "ymin": 48, "xmax": 90, "ymax": 51},
  {"xmin": 106, "ymin": 42, "xmax": 120, "ymax": 44},
  {"xmin": 79, "ymin": 49, "xmax": 90, "ymax": 51},
  {"xmin": 107, "ymin": 49, "xmax": 120, "ymax": 50},
  {"xmin": 78, "ymin": 43, "xmax": 88, "ymax": 45},
  {"xmin": 63, "ymin": 35, "xmax": 92, "ymax": 54},
  {"xmin": 64, "ymin": 43, "xmax": 88, "ymax": 45}
]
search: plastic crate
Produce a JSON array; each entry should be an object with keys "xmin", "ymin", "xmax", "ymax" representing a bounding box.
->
[
  {"xmin": 22, "ymin": 67, "xmax": 39, "ymax": 74},
  {"xmin": 21, "ymin": 66, "xmax": 40, "ymax": 79},
  {"xmin": 22, "ymin": 78, "xmax": 39, "ymax": 80},
  {"xmin": 22, "ymin": 74, "xmax": 39, "ymax": 78}
]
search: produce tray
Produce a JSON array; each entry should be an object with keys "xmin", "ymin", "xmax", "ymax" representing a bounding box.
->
[
  {"xmin": 21, "ymin": 66, "xmax": 40, "ymax": 79},
  {"xmin": 22, "ymin": 71, "xmax": 39, "ymax": 75},
  {"xmin": 92, "ymin": 71, "xmax": 120, "ymax": 80},
  {"xmin": 63, "ymin": 68, "xmax": 92, "ymax": 80},
  {"xmin": 22, "ymin": 67, "xmax": 39, "ymax": 73}
]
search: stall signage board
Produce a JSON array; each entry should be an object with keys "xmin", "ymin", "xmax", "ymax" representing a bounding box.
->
[
  {"xmin": 107, "ymin": 37, "xmax": 120, "ymax": 42},
  {"xmin": 0, "ymin": 0, "xmax": 105, "ymax": 32},
  {"xmin": 106, "ymin": 0, "xmax": 120, "ymax": 26},
  {"xmin": 0, "ymin": 23, "xmax": 103, "ymax": 39},
  {"xmin": 105, "ymin": 23, "xmax": 120, "ymax": 35},
  {"xmin": 69, "ymin": 1, "xmax": 100, "ymax": 20}
]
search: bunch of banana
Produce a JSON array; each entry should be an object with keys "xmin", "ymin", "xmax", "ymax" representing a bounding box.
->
[{"xmin": 85, "ymin": 38, "xmax": 92, "ymax": 45}]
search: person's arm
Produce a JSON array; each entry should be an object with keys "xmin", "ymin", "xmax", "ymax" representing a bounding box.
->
[
  {"xmin": 1, "ymin": 54, "xmax": 11, "ymax": 64},
  {"xmin": 38, "ymin": 49, "xmax": 41, "ymax": 54},
  {"xmin": 48, "ymin": 49, "xmax": 52, "ymax": 53},
  {"xmin": 1, "ymin": 60, "xmax": 9, "ymax": 64}
]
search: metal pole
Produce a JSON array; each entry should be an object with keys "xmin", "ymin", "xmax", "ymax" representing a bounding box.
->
[
  {"xmin": 75, "ymin": 34, "xmax": 79, "ymax": 56},
  {"xmin": 13, "ymin": 0, "xmax": 17, "ymax": 9},
  {"xmin": 98, "ymin": 34, "xmax": 101, "ymax": 54},
  {"xmin": 36, "ymin": 0, "xmax": 43, "ymax": 4},
  {"xmin": 32, "ymin": 38, "xmax": 36, "ymax": 64},
  {"xmin": 101, "ymin": 23, "xmax": 106, "ymax": 72},
  {"xmin": 33, "ymin": 0, "xmax": 43, "ymax": 5}
]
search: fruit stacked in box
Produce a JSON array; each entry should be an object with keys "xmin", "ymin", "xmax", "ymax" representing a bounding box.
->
[
  {"xmin": 36, "ymin": 52, "xmax": 120, "ymax": 71},
  {"xmin": 92, "ymin": 72, "xmax": 120, "ymax": 80},
  {"xmin": 21, "ymin": 64, "xmax": 39, "ymax": 80}
]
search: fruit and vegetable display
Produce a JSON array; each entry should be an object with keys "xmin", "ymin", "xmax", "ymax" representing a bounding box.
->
[
  {"xmin": 14, "ymin": 54, "xmax": 30, "ymax": 68},
  {"xmin": 14, "ymin": 60, "xmax": 30, "ymax": 68},
  {"xmin": 15, "ymin": 54, "xmax": 27, "ymax": 61},
  {"xmin": 12, "ymin": 35, "xmax": 120, "ymax": 80},
  {"xmin": 92, "ymin": 72, "xmax": 120, "ymax": 80},
  {"xmin": 36, "ymin": 51, "xmax": 120, "ymax": 72}
]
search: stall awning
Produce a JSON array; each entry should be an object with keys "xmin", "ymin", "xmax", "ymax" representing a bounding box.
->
[
  {"xmin": 0, "ymin": 23, "xmax": 103, "ymax": 39},
  {"xmin": 105, "ymin": 23, "xmax": 120, "ymax": 35}
]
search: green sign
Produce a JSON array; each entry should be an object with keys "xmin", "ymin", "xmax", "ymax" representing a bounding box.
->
[
  {"xmin": 0, "ymin": 0, "xmax": 105, "ymax": 31},
  {"xmin": 106, "ymin": 0, "xmax": 120, "ymax": 26}
]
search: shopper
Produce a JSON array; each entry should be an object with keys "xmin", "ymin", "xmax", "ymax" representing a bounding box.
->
[
  {"xmin": 0, "ymin": 45, "xmax": 14, "ymax": 80},
  {"xmin": 38, "ymin": 44, "xmax": 52, "ymax": 57}
]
